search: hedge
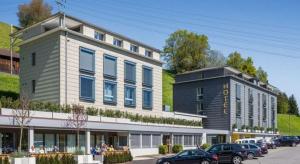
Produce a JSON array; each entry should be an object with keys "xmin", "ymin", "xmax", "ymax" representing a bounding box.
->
[
  {"xmin": 34, "ymin": 153, "xmax": 75, "ymax": 164},
  {"xmin": 172, "ymin": 144, "xmax": 183, "ymax": 153},
  {"xmin": 201, "ymin": 143, "xmax": 211, "ymax": 150},
  {"xmin": 0, "ymin": 157, "xmax": 9, "ymax": 164},
  {"xmin": 103, "ymin": 151, "xmax": 133, "ymax": 164},
  {"xmin": 159, "ymin": 145, "xmax": 168, "ymax": 154},
  {"xmin": 0, "ymin": 96, "xmax": 202, "ymax": 127}
]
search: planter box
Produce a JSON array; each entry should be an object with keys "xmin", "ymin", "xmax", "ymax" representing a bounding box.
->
[
  {"xmin": 88, "ymin": 116, "xmax": 100, "ymax": 122},
  {"xmin": 116, "ymin": 118, "xmax": 131, "ymax": 123},
  {"xmin": 247, "ymin": 130, "xmax": 251, "ymax": 133},
  {"xmin": 100, "ymin": 116, "xmax": 116, "ymax": 123},
  {"xmin": 12, "ymin": 157, "xmax": 36, "ymax": 164},
  {"xmin": 1, "ymin": 108, "xmax": 14, "ymax": 115},
  {"xmin": 243, "ymin": 129, "xmax": 247, "ymax": 132},
  {"xmin": 30, "ymin": 111, "xmax": 52, "ymax": 118},
  {"xmin": 53, "ymin": 112, "xmax": 72, "ymax": 119},
  {"xmin": 233, "ymin": 128, "xmax": 238, "ymax": 132},
  {"xmin": 94, "ymin": 155, "xmax": 104, "ymax": 162},
  {"xmin": 74, "ymin": 155, "xmax": 101, "ymax": 164}
]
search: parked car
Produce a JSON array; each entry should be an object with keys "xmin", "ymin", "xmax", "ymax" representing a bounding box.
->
[
  {"xmin": 156, "ymin": 149, "xmax": 218, "ymax": 164},
  {"xmin": 266, "ymin": 139, "xmax": 278, "ymax": 149},
  {"xmin": 278, "ymin": 136, "xmax": 299, "ymax": 147},
  {"xmin": 255, "ymin": 142, "xmax": 268, "ymax": 154},
  {"xmin": 241, "ymin": 144, "xmax": 262, "ymax": 159},
  {"xmin": 235, "ymin": 138, "xmax": 258, "ymax": 144},
  {"xmin": 206, "ymin": 144, "xmax": 247, "ymax": 164}
]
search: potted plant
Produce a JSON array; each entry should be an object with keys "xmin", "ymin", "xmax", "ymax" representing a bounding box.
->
[
  {"xmin": 241, "ymin": 125, "xmax": 247, "ymax": 132},
  {"xmin": 275, "ymin": 128, "xmax": 279, "ymax": 134},
  {"xmin": 253, "ymin": 126, "xmax": 258, "ymax": 133},
  {"xmin": 232, "ymin": 124, "xmax": 238, "ymax": 132},
  {"xmin": 260, "ymin": 127, "xmax": 265, "ymax": 133},
  {"xmin": 267, "ymin": 128, "xmax": 273, "ymax": 134}
]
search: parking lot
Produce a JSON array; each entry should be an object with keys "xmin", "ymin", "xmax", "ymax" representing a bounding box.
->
[{"xmin": 132, "ymin": 145, "xmax": 300, "ymax": 164}]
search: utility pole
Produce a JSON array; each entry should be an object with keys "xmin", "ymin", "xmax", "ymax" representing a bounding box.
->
[{"xmin": 10, "ymin": 24, "xmax": 13, "ymax": 74}]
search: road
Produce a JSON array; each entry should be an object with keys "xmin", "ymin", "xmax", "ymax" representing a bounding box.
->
[{"xmin": 131, "ymin": 146, "xmax": 300, "ymax": 164}]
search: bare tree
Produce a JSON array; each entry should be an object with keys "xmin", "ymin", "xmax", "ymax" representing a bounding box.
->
[
  {"xmin": 66, "ymin": 104, "xmax": 88, "ymax": 152},
  {"xmin": 12, "ymin": 91, "xmax": 32, "ymax": 152}
]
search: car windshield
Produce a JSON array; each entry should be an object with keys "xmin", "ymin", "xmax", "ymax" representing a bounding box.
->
[{"xmin": 207, "ymin": 145, "xmax": 222, "ymax": 153}]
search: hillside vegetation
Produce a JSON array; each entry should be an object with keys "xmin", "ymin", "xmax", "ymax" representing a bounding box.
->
[
  {"xmin": 278, "ymin": 114, "xmax": 300, "ymax": 136},
  {"xmin": 0, "ymin": 72, "xmax": 19, "ymax": 99},
  {"xmin": 0, "ymin": 22, "xmax": 20, "ymax": 51},
  {"xmin": 162, "ymin": 70, "xmax": 175, "ymax": 111}
]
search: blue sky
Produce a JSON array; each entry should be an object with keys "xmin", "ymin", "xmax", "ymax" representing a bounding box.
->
[{"xmin": 1, "ymin": 0, "xmax": 300, "ymax": 104}]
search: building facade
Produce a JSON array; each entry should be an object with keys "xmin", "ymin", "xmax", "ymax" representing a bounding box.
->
[
  {"xmin": 174, "ymin": 66, "xmax": 278, "ymax": 142},
  {"xmin": 0, "ymin": 13, "xmax": 229, "ymax": 157},
  {"xmin": 0, "ymin": 48, "xmax": 19, "ymax": 74}
]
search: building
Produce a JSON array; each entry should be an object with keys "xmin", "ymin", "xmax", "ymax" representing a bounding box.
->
[
  {"xmin": 173, "ymin": 66, "xmax": 278, "ymax": 143},
  {"xmin": 0, "ymin": 48, "xmax": 19, "ymax": 74},
  {"xmin": 0, "ymin": 13, "xmax": 229, "ymax": 156}
]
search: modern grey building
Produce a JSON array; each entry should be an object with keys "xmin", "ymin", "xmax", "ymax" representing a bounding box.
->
[{"xmin": 174, "ymin": 66, "xmax": 278, "ymax": 142}]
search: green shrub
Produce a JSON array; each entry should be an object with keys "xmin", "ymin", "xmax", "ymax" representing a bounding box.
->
[
  {"xmin": 3, "ymin": 157, "xmax": 9, "ymax": 164},
  {"xmin": 86, "ymin": 107, "xmax": 98, "ymax": 116},
  {"xmin": 104, "ymin": 151, "xmax": 133, "ymax": 164},
  {"xmin": 201, "ymin": 143, "xmax": 211, "ymax": 150},
  {"xmin": 172, "ymin": 144, "xmax": 183, "ymax": 153},
  {"xmin": 159, "ymin": 145, "xmax": 168, "ymax": 154}
]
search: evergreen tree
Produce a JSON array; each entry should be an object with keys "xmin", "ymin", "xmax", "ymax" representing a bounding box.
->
[
  {"xmin": 277, "ymin": 92, "xmax": 289, "ymax": 114},
  {"xmin": 288, "ymin": 95, "xmax": 299, "ymax": 116}
]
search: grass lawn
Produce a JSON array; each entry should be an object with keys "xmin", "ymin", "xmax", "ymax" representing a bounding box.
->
[
  {"xmin": 162, "ymin": 70, "xmax": 175, "ymax": 111},
  {"xmin": 0, "ymin": 72, "xmax": 19, "ymax": 99},
  {"xmin": 278, "ymin": 114, "xmax": 300, "ymax": 136}
]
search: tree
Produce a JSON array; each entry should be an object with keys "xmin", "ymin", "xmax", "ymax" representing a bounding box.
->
[
  {"xmin": 241, "ymin": 57, "xmax": 256, "ymax": 77},
  {"xmin": 17, "ymin": 0, "xmax": 52, "ymax": 28},
  {"xmin": 163, "ymin": 30, "xmax": 209, "ymax": 73},
  {"xmin": 256, "ymin": 67, "xmax": 268, "ymax": 83},
  {"xmin": 226, "ymin": 52, "xmax": 256, "ymax": 77},
  {"xmin": 66, "ymin": 104, "xmax": 87, "ymax": 153},
  {"xmin": 277, "ymin": 92, "xmax": 289, "ymax": 114},
  {"xmin": 12, "ymin": 91, "xmax": 32, "ymax": 152},
  {"xmin": 206, "ymin": 50, "xmax": 226, "ymax": 68},
  {"xmin": 288, "ymin": 95, "xmax": 299, "ymax": 116}
]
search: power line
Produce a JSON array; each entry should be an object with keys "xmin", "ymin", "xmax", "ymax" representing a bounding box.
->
[{"xmin": 65, "ymin": 5, "xmax": 300, "ymax": 59}]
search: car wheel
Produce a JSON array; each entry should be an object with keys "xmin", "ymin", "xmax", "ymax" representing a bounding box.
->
[
  {"xmin": 247, "ymin": 153, "xmax": 254, "ymax": 160},
  {"xmin": 232, "ymin": 156, "xmax": 242, "ymax": 164},
  {"xmin": 201, "ymin": 160, "xmax": 210, "ymax": 164}
]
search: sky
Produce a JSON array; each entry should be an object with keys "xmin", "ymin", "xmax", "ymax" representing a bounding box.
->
[{"xmin": 1, "ymin": 0, "xmax": 300, "ymax": 104}]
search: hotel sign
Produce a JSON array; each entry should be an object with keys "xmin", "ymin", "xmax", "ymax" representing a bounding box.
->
[{"xmin": 223, "ymin": 83, "xmax": 229, "ymax": 114}]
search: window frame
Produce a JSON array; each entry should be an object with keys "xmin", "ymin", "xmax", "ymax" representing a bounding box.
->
[
  {"xmin": 124, "ymin": 85, "xmax": 136, "ymax": 107},
  {"xmin": 79, "ymin": 75, "xmax": 95, "ymax": 102},
  {"xmin": 103, "ymin": 80, "xmax": 117, "ymax": 105},
  {"xmin": 31, "ymin": 52, "xmax": 36, "ymax": 66},
  {"xmin": 145, "ymin": 49, "xmax": 153, "ymax": 57},
  {"xmin": 113, "ymin": 38, "xmax": 123, "ymax": 47},
  {"xmin": 142, "ymin": 66, "xmax": 153, "ymax": 87},
  {"xmin": 94, "ymin": 31, "xmax": 105, "ymax": 41},
  {"xmin": 103, "ymin": 54, "xmax": 117, "ymax": 79},
  {"xmin": 124, "ymin": 61, "xmax": 136, "ymax": 84},
  {"xmin": 32, "ymin": 80, "xmax": 36, "ymax": 93},
  {"xmin": 130, "ymin": 44, "xmax": 139, "ymax": 53},
  {"xmin": 79, "ymin": 47, "xmax": 95, "ymax": 74},
  {"xmin": 142, "ymin": 88, "xmax": 153, "ymax": 110}
]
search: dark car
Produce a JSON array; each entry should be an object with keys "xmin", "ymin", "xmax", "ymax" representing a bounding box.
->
[
  {"xmin": 278, "ymin": 136, "xmax": 299, "ymax": 147},
  {"xmin": 206, "ymin": 144, "xmax": 247, "ymax": 164},
  {"xmin": 156, "ymin": 149, "xmax": 218, "ymax": 164},
  {"xmin": 255, "ymin": 142, "xmax": 268, "ymax": 154},
  {"xmin": 266, "ymin": 139, "xmax": 278, "ymax": 149},
  {"xmin": 241, "ymin": 144, "xmax": 262, "ymax": 159}
]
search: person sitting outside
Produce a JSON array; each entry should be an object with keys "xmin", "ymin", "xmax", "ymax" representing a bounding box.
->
[{"xmin": 29, "ymin": 145, "xmax": 36, "ymax": 154}]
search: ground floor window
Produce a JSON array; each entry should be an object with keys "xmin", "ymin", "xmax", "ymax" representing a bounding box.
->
[
  {"xmin": 194, "ymin": 135, "xmax": 202, "ymax": 146},
  {"xmin": 152, "ymin": 134, "xmax": 161, "ymax": 148},
  {"xmin": 173, "ymin": 135, "xmax": 182, "ymax": 145},
  {"xmin": 130, "ymin": 134, "xmax": 140, "ymax": 148},
  {"xmin": 118, "ymin": 136, "xmax": 128, "ymax": 147},
  {"xmin": 142, "ymin": 134, "xmax": 151, "ymax": 148},
  {"xmin": 184, "ymin": 135, "xmax": 193, "ymax": 147}
]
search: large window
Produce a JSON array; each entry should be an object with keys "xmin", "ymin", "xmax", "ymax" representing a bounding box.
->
[
  {"xmin": 258, "ymin": 93, "xmax": 261, "ymax": 127},
  {"xmin": 271, "ymin": 97, "xmax": 275, "ymax": 128},
  {"xmin": 173, "ymin": 135, "xmax": 182, "ymax": 145},
  {"xmin": 79, "ymin": 47, "xmax": 95, "ymax": 73},
  {"xmin": 142, "ymin": 134, "xmax": 151, "ymax": 148},
  {"xmin": 184, "ymin": 135, "xmax": 193, "ymax": 147},
  {"xmin": 196, "ymin": 87, "xmax": 204, "ymax": 114},
  {"xmin": 236, "ymin": 84, "xmax": 241, "ymax": 117},
  {"xmin": 113, "ymin": 38, "xmax": 123, "ymax": 47},
  {"xmin": 262, "ymin": 94, "xmax": 267, "ymax": 122},
  {"xmin": 248, "ymin": 89, "xmax": 254, "ymax": 128},
  {"xmin": 143, "ymin": 89, "xmax": 152, "ymax": 109},
  {"xmin": 80, "ymin": 75, "xmax": 95, "ymax": 101},
  {"xmin": 130, "ymin": 134, "xmax": 140, "ymax": 148},
  {"xmin": 142, "ymin": 66, "xmax": 152, "ymax": 87},
  {"xmin": 104, "ymin": 81, "xmax": 117, "ymax": 104},
  {"xmin": 196, "ymin": 88, "xmax": 204, "ymax": 101},
  {"xmin": 118, "ymin": 136, "xmax": 128, "ymax": 147},
  {"xmin": 94, "ymin": 31, "xmax": 105, "ymax": 41},
  {"xmin": 124, "ymin": 61, "xmax": 136, "ymax": 83},
  {"xmin": 124, "ymin": 86, "xmax": 136, "ymax": 107},
  {"xmin": 104, "ymin": 55, "xmax": 117, "ymax": 78},
  {"xmin": 194, "ymin": 135, "xmax": 202, "ymax": 146},
  {"xmin": 197, "ymin": 101, "xmax": 204, "ymax": 115},
  {"xmin": 152, "ymin": 134, "xmax": 161, "ymax": 148}
]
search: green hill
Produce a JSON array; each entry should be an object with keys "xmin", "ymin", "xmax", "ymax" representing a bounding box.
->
[
  {"xmin": 0, "ymin": 22, "xmax": 20, "ymax": 51},
  {"xmin": 163, "ymin": 70, "xmax": 175, "ymax": 111},
  {"xmin": 0, "ymin": 72, "xmax": 19, "ymax": 99},
  {"xmin": 278, "ymin": 114, "xmax": 300, "ymax": 136}
]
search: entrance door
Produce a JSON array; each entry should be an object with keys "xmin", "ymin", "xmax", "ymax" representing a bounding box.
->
[
  {"xmin": 59, "ymin": 134, "xmax": 66, "ymax": 152},
  {"xmin": 163, "ymin": 135, "xmax": 171, "ymax": 153}
]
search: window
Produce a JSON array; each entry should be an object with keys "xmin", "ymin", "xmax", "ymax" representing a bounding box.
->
[
  {"xmin": 197, "ymin": 101, "xmax": 204, "ymax": 114},
  {"xmin": 236, "ymin": 84, "xmax": 241, "ymax": 117},
  {"xmin": 104, "ymin": 81, "xmax": 117, "ymax": 104},
  {"xmin": 248, "ymin": 89, "xmax": 254, "ymax": 128},
  {"xmin": 130, "ymin": 44, "xmax": 139, "ymax": 53},
  {"xmin": 94, "ymin": 31, "xmax": 105, "ymax": 41},
  {"xmin": 113, "ymin": 38, "xmax": 123, "ymax": 47},
  {"xmin": 262, "ymin": 94, "xmax": 267, "ymax": 121},
  {"xmin": 31, "ymin": 53, "xmax": 36, "ymax": 66},
  {"xmin": 142, "ymin": 134, "xmax": 151, "ymax": 148},
  {"xmin": 104, "ymin": 55, "xmax": 117, "ymax": 78},
  {"xmin": 223, "ymin": 145, "xmax": 231, "ymax": 151},
  {"xmin": 142, "ymin": 66, "xmax": 152, "ymax": 87},
  {"xmin": 208, "ymin": 145, "xmax": 221, "ymax": 153},
  {"xmin": 80, "ymin": 75, "xmax": 95, "ymax": 101},
  {"xmin": 173, "ymin": 135, "xmax": 182, "ymax": 145},
  {"xmin": 118, "ymin": 136, "xmax": 127, "ymax": 147},
  {"xmin": 32, "ymin": 80, "xmax": 36, "ymax": 93},
  {"xmin": 145, "ymin": 50, "xmax": 152, "ymax": 57},
  {"xmin": 152, "ymin": 134, "xmax": 161, "ymax": 147},
  {"xmin": 79, "ymin": 47, "xmax": 95, "ymax": 73},
  {"xmin": 194, "ymin": 135, "xmax": 202, "ymax": 146},
  {"xmin": 196, "ymin": 88, "xmax": 204, "ymax": 100},
  {"xmin": 130, "ymin": 134, "xmax": 140, "ymax": 148},
  {"xmin": 184, "ymin": 135, "xmax": 193, "ymax": 147},
  {"xmin": 124, "ymin": 86, "xmax": 136, "ymax": 107},
  {"xmin": 143, "ymin": 89, "xmax": 152, "ymax": 109},
  {"xmin": 258, "ymin": 93, "xmax": 261, "ymax": 127},
  {"xmin": 124, "ymin": 61, "xmax": 136, "ymax": 83},
  {"xmin": 250, "ymin": 144, "xmax": 258, "ymax": 149}
]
